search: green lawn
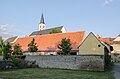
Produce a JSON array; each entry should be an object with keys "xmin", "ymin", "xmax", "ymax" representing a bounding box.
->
[{"xmin": 0, "ymin": 68, "xmax": 115, "ymax": 79}]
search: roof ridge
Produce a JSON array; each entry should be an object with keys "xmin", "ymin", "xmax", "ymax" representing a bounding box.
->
[
  {"xmin": 34, "ymin": 31, "xmax": 85, "ymax": 37},
  {"xmin": 21, "ymin": 31, "xmax": 85, "ymax": 39}
]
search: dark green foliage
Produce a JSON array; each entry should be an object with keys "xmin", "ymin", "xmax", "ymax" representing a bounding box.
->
[
  {"xmin": 0, "ymin": 37, "xmax": 4, "ymax": 55},
  {"xmin": 3, "ymin": 42, "xmax": 12, "ymax": 60},
  {"xmin": 28, "ymin": 38, "xmax": 38, "ymax": 52},
  {"xmin": 49, "ymin": 28, "xmax": 62, "ymax": 34},
  {"xmin": 0, "ymin": 60, "xmax": 15, "ymax": 70},
  {"xmin": 57, "ymin": 38, "xmax": 72, "ymax": 55},
  {"xmin": 104, "ymin": 52, "xmax": 113, "ymax": 68},
  {"xmin": 10, "ymin": 55, "xmax": 26, "ymax": 60},
  {"xmin": 12, "ymin": 60, "xmax": 28, "ymax": 68},
  {"xmin": 12, "ymin": 43, "xmax": 23, "ymax": 55},
  {"xmin": 0, "ymin": 60, "xmax": 38, "ymax": 70}
]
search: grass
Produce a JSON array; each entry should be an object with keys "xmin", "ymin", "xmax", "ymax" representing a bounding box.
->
[{"xmin": 0, "ymin": 68, "xmax": 115, "ymax": 79}]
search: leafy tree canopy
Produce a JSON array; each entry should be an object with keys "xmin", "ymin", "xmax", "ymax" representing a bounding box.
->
[
  {"xmin": 3, "ymin": 42, "xmax": 12, "ymax": 60},
  {"xmin": 12, "ymin": 43, "xmax": 23, "ymax": 55},
  {"xmin": 57, "ymin": 38, "xmax": 72, "ymax": 55},
  {"xmin": 49, "ymin": 28, "xmax": 62, "ymax": 34},
  {"xmin": 28, "ymin": 38, "xmax": 38, "ymax": 52},
  {"xmin": 0, "ymin": 37, "xmax": 4, "ymax": 55}
]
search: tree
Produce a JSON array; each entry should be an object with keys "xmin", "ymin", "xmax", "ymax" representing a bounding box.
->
[
  {"xmin": 0, "ymin": 37, "xmax": 4, "ymax": 55},
  {"xmin": 49, "ymin": 28, "xmax": 62, "ymax": 34},
  {"xmin": 3, "ymin": 42, "xmax": 12, "ymax": 60},
  {"xmin": 28, "ymin": 38, "xmax": 38, "ymax": 52},
  {"xmin": 57, "ymin": 38, "xmax": 72, "ymax": 55},
  {"xmin": 0, "ymin": 37, "xmax": 12, "ymax": 60},
  {"xmin": 12, "ymin": 43, "xmax": 23, "ymax": 55}
]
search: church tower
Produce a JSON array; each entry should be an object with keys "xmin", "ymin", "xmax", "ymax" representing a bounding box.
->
[{"xmin": 39, "ymin": 13, "xmax": 46, "ymax": 31}]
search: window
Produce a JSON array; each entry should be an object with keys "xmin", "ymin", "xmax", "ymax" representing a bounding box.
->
[{"xmin": 98, "ymin": 45, "xmax": 101, "ymax": 47}]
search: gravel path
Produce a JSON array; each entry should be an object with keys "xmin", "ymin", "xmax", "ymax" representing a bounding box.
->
[{"xmin": 113, "ymin": 64, "xmax": 120, "ymax": 79}]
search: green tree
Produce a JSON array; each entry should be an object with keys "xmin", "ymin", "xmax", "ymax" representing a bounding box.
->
[
  {"xmin": 57, "ymin": 38, "xmax": 72, "ymax": 55},
  {"xmin": 12, "ymin": 43, "xmax": 23, "ymax": 55},
  {"xmin": 3, "ymin": 42, "xmax": 12, "ymax": 60},
  {"xmin": 49, "ymin": 28, "xmax": 62, "ymax": 34},
  {"xmin": 0, "ymin": 37, "xmax": 4, "ymax": 55},
  {"xmin": 28, "ymin": 38, "xmax": 38, "ymax": 52}
]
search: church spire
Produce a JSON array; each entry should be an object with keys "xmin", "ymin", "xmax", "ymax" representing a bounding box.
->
[
  {"xmin": 40, "ymin": 13, "xmax": 45, "ymax": 24},
  {"xmin": 39, "ymin": 13, "xmax": 46, "ymax": 31}
]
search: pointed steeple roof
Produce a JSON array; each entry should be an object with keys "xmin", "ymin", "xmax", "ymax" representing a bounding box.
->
[{"xmin": 40, "ymin": 13, "xmax": 45, "ymax": 24}]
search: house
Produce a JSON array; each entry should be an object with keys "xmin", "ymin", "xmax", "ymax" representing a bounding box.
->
[
  {"xmin": 4, "ymin": 36, "xmax": 18, "ymax": 44},
  {"xmin": 113, "ymin": 34, "xmax": 120, "ymax": 42},
  {"xmin": 30, "ymin": 13, "xmax": 66, "ymax": 36},
  {"xmin": 14, "ymin": 31, "xmax": 85, "ymax": 55},
  {"xmin": 79, "ymin": 32, "xmax": 111, "ymax": 55},
  {"xmin": 111, "ymin": 34, "xmax": 120, "ymax": 54}
]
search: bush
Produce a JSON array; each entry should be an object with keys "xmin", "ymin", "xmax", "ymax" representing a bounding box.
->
[
  {"xmin": 12, "ymin": 43, "xmax": 23, "ymax": 56},
  {"xmin": 0, "ymin": 60, "xmax": 16, "ymax": 70},
  {"xmin": 0, "ymin": 60, "xmax": 38, "ymax": 70}
]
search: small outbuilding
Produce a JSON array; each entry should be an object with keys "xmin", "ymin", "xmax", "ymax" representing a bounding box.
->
[{"xmin": 79, "ymin": 32, "xmax": 110, "ymax": 55}]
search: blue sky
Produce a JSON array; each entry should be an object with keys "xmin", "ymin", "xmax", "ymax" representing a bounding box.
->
[{"xmin": 0, "ymin": 0, "xmax": 120, "ymax": 39}]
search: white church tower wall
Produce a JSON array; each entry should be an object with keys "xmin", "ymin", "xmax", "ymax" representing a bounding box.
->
[{"xmin": 39, "ymin": 13, "xmax": 46, "ymax": 31}]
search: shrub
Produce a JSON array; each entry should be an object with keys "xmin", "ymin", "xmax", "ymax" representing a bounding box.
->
[
  {"xmin": 0, "ymin": 60, "xmax": 38, "ymax": 70},
  {"xmin": 12, "ymin": 43, "xmax": 23, "ymax": 55}
]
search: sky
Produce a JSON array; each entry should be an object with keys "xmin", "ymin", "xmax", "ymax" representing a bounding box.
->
[{"xmin": 0, "ymin": 0, "xmax": 120, "ymax": 39}]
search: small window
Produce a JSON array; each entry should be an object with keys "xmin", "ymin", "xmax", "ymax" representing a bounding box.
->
[{"xmin": 98, "ymin": 45, "xmax": 101, "ymax": 47}]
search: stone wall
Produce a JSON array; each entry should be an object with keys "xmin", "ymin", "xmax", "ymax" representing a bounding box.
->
[
  {"xmin": 23, "ymin": 52, "xmax": 57, "ymax": 55},
  {"xmin": 111, "ymin": 53, "xmax": 120, "ymax": 62},
  {"xmin": 25, "ymin": 55, "xmax": 104, "ymax": 71}
]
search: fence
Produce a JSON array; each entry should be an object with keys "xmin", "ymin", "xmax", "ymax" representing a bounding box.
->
[{"xmin": 25, "ymin": 55, "xmax": 104, "ymax": 71}]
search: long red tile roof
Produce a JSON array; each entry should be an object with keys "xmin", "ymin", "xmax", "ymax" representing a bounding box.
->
[{"xmin": 14, "ymin": 31, "xmax": 85, "ymax": 52}]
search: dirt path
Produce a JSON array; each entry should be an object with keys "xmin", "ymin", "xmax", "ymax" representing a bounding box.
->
[{"xmin": 113, "ymin": 64, "xmax": 120, "ymax": 79}]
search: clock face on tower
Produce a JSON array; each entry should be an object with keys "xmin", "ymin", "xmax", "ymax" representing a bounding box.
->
[
  {"xmin": 39, "ymin": 13, "xmax": 46, "ymax": 31},
  {"xmin": 39, "ymin": 23, "xmax": 46, "ymax": 31}
]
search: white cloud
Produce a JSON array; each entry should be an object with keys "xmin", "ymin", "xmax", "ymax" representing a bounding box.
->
[
  {"xmin": 103, "ymin": 0, "xmax": 114, "ymax": 5},
  {"xmin": 0, "ymin": 24, "xmax": 16, "ymax": 38}
]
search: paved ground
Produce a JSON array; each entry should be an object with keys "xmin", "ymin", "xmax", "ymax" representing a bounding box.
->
[{"xmin": 113, "ymin": 64, "xmax": 120, "ymax": 79}]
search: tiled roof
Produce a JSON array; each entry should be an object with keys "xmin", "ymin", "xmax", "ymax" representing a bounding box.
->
[
  {"xmin": 14, "ymin": 31, "xmax": 85, "ymax": 52},
  {"xmin": 4, "ymin": 36, "xmax": 18, "ymax": 44},
  {"xmin": 97, "ymin": 37, "xmax": 111, "ymax": 44},
  {"xmin": 100, "ymin": 38, "xmax": 111, "ymax": 43},
  {"xmin": 30, "ymin": 26, "xmax": 63, "ymax": 36}
]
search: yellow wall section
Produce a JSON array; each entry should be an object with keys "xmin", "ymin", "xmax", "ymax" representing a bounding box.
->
[{"xmin": 79, "ymin": 33, "xmax": 104, "ymax": 55}]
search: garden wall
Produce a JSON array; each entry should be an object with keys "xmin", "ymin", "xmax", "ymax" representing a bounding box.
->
[
  {"xmin": 111, "ymin": 53, "xmax": 120, "ymax": 62},
  {"xmin": 25, "ymin": 55, "xmax": 104, "ymax": 71}
]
